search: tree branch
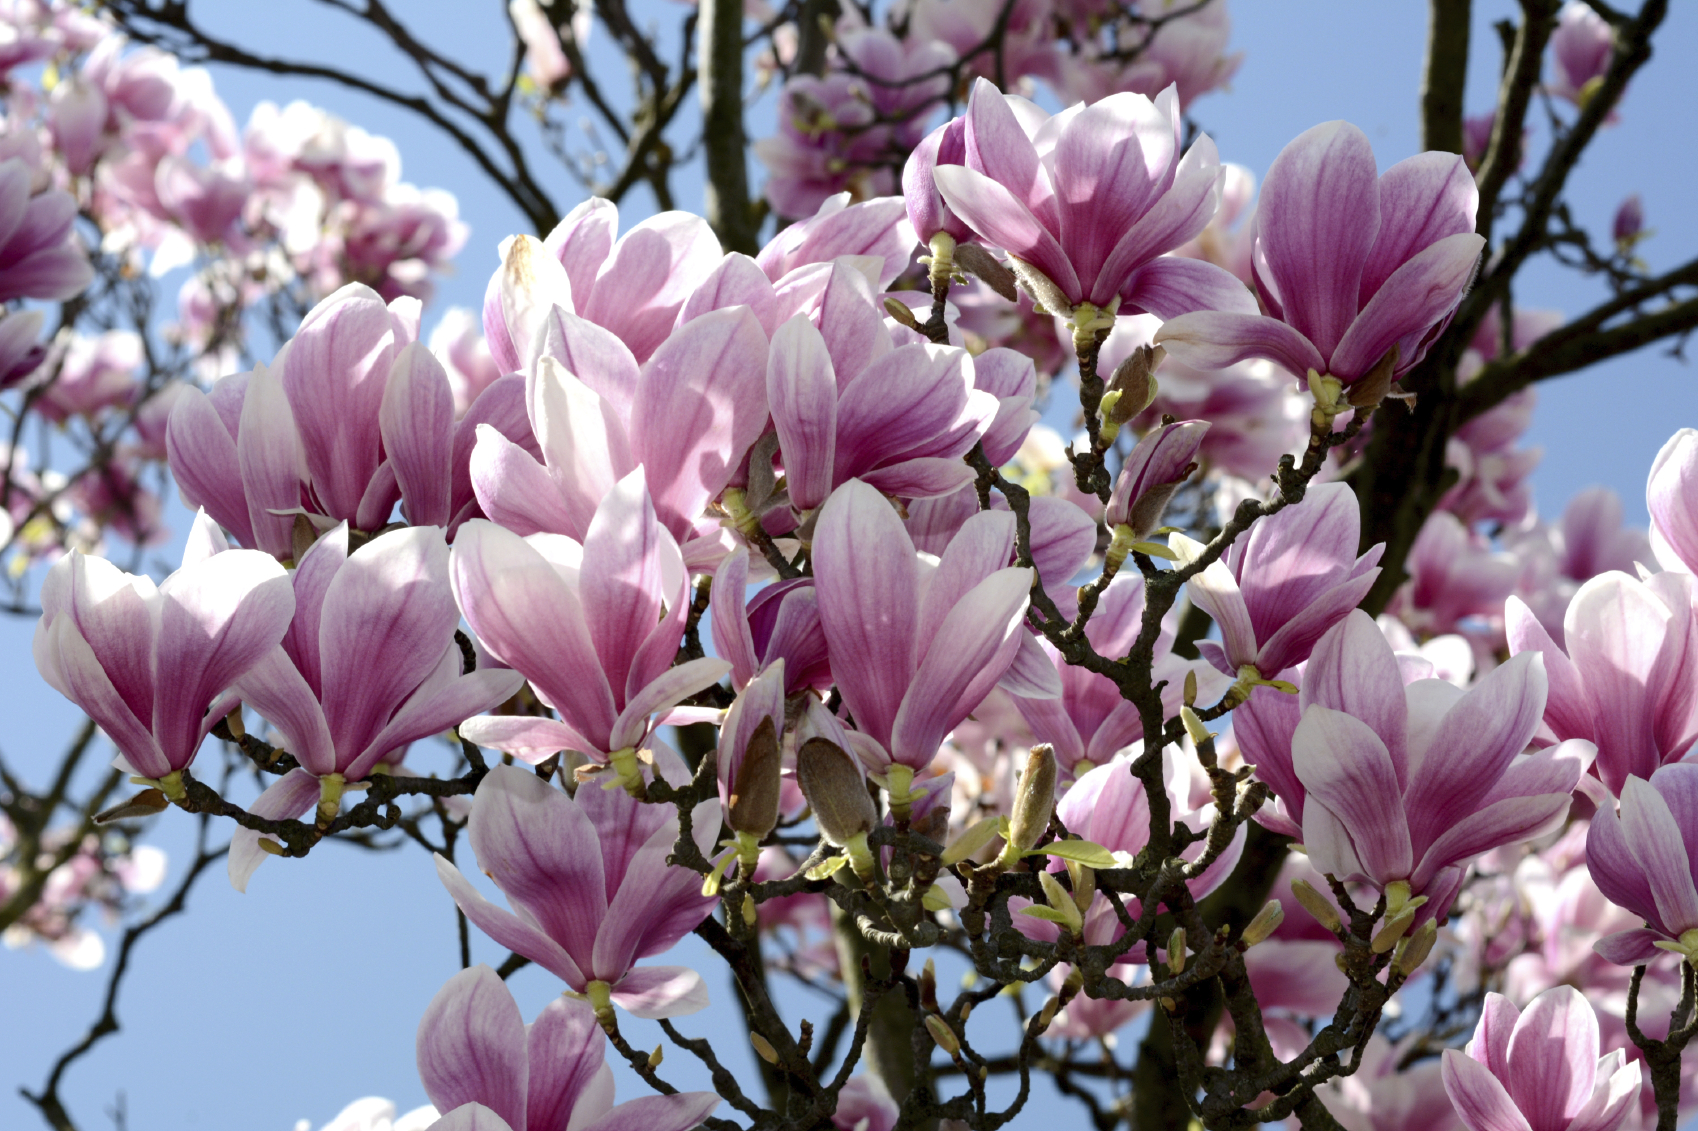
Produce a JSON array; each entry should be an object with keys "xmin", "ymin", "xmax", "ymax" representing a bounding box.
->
[{"xmin": 1421, "ymin": 0, "xmax": 1472, "ymax": 154}]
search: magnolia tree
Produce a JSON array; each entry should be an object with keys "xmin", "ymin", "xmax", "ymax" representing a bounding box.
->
[{"xmin": 4, "ymin": 0, "xmax": 1697, "ymax": 1128}]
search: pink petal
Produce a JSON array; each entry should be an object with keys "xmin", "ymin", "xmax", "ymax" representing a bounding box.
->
[
  {"xmin": 1291, "ymin": 705, "xmax": 1412, "ymax": 884},
  {"xmin": 467, "ymin": 765, "xmax": 606, "ymax": 970},
  {"xmin": 1118, "ymin": 255, "xmax": 1258, "ymax": 320},
  {"xmin": 812, "ymin": 480, "xmax": 921, "ymax": 750},
  {"xmin": 767, "ymin": 314, "xmax": 839, "ymax": 511},
  {"xmin": 1255, "ymin": 120, "xmax": 1381, "ymax": 361},
  {"xmin": 630, "ymin": 307, "xmax": 770, "ymax": 539},
  {"xmin": 1300, "ymin": 610, "xmax": 1408, "ymax": 785},
  {"xmin": 1620, "ymin": 775, "xmax": 1698, "ymax": 936},
  {"xmin": 233, "ymin": 646, "xmax": 335, "ymax": 774},
  {"xmin": 1442, "ymin": 1048, "xmax": 1535, "ymax": 1131},
  {"xmin": 379, "ymin": 343, "xmax": 455, "ymax": 527},
  {"xmin": 1329, "ymin": 230, "xmax": 1484, "ymax": 379},
  {"xmin": 469, "ymin": 424, "xmax": 585, "ymax": 539},
  {"xmin": 457, "ymin": 715, "xmax": 598, "ymax": 765},
  {"xmin": 524, "ymin": 998, "xmax": 608, "ymax": 1131},
  {"xmin": 933, "ymin": 164, "xmax": 1079, "ymax": 304},
  {"xmin": 435, "ymin": 853, "xmax": 585, "ymax": 988},
  {"xmin": 415, "ymin": 965, "xmax": 528, "ymax": 1131},
  {"xmin": 1154, "ymin": 310, "xmax": 1327, "ymax": 377},
  {"xmin": 165, "ymin": 385, "xmax": 254, "ymax": 550},
  {"xmin": 607, "ymin": 965, "xmax": 709, "ymax": 1019},
  {"xmin": 236, "ymin": 366, "xmax": 310, "ymax": 559},
  {"xmin": 584, "ymin": 1094, "xmax": 722, "ymax": 1131},
  {"xmin": 1504, "ymin": 986, "xmax": 1598, "ymax": 1130},
  {"xmin": 1358, "ymin": 151, "xmax": 1478, "ymax": 305},
  {"xmin": 1505, "ymin": 596, "xmax": 1595, "ymax": 744},
  {"xmin": 227, "ymin": 766, "xmax": 319, "ymax": 892}
]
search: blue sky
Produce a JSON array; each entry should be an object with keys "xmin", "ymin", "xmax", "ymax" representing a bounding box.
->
[{"xmin": 2, "ymin": 2, "xmax": 1695, "ymax": 1129}]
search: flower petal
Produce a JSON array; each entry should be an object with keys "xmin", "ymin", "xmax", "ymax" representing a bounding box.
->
[{"xmin": 415, "ymin": 965, "xmax": 528, "ymax": 1131}]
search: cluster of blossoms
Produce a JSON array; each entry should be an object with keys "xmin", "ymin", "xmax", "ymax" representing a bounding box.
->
[
  {"xmin": 15, "ymin": 2, "xmax": 1698, "ymax": 1129},
  {"xmin": 0, "ymin": 812, "xmax": 164, "ymax": 968},
  {"xmin": 0, "ymin": 0, "xmax": 464, "ymax": 573},
  {"xmin": 756, "ymin": 0, "xmax": 1241, "ymax": 220}
]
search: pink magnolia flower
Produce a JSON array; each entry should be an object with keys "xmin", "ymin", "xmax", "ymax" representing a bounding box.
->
[
  {"xmin": 832, "ymin": 1077, "xmax": 897, "ymax": 1131},
  {"xmin": 1292, "ymin": 610, "xmax": 1587, "ymax": 915},
  {"xmin": 1009, "ymin": 572, "xmax": 1228, "ymax": 777},
  {"xmin": 416, "ymin": 965, "xmax": 719, "ymax": 1131},
  {"xmin": 1059, "ymin": 0, "xmax": 1243, "ymax": 109},
  {"xmin": 1548, "ymin": 1, "xmax": 1618, "ymax": 110},
  {"xmin": 169, "ymin": 284, "xmax": 532, "ymax": 554},
  {"xmin": 905, "ymin": 485, "xmax": 1095, "ymax": 618},
  {"xmin": 1442, "ymin": 988, "xmax": 1640, "ymax": 1131},
  {"xmin": 1504, "ymin": 484, "xmax": 1656, "ymax": 650},
  {"xmin": 469, "ymin": 299, "xmax": 767, "ymax": 566},
  {"xmin": 449, "ymin": 470, "xmax": 731, "ymax": 777},
  {"xmin": 507, "ymin": 0, "xmax": 575, "ymax": 92},
  {"xmin": 1612, "ymin": 194, "xmax": 1644, "ymax": 247},
  {"xmin": 1105, "ymin": 419, "xmax": 1209, "ymax": 539},
  {"xmin": 32, "ymin": 330, "xmax": 142, "ymax": 424},
  {"xmin": 1321, "ymin": 1036, "xmax": 1463, "ymax": 1131},
  {"xmin": 485, "ymin": 199, "xmax": 721, "ymax": 367},
  {"xmin": 904, "ymin": 117, "xmax": 972, "ymax": 246},
  {"xmin": 811, "ymin": 478, "xmax": 1056, "ymax": 773},
  {"xmin": 1388, "ymin": 510, "xmax": 1518, "ymax": 640},
  {"xmin": 1648, "ymin": 428, "xmax": 1698, "ymax": 575},
  {"xmin": 1508, "ymin": 571, "xmax": 1698, "ymax": 796},
  {"xmin": 754, "ymin": 193, "xmax": 916, "ymax": 294},
  {"xmin": 1177, "ymin": 482, "xmax": 1383, "ymax": 680},
  {"xmin": 933, "ymin": 78, "xmax": 1254, "ymax": 319},
  {"xmin": 1157, "ymin": 121, "xmax": 1483, "ymax": 387},
  {"xmin": 0, "ymin": 157, "xmax": 93, "ymax": 302},
  {"xmin": 225, "ymin": 525, "xmax": 524, "ymax": 889},
  {"xmin": 435, "ymin": 762, "xmax": 720, "ymax": 1018},
  {"xmin": 429, "ymin": 307, "xmax": 503, "ymax": 416},
  {"xmin": 712, "ymin": 545, "xmax": 829, "ymax": 694},
  {"xmin": 0, "ymin": 309, "xmax": 46, "ymax": 390},
  {"xmin": 32, "ymin": 510, "xmax": 295, "ymax": 785},
  {"xmin": 767, "ymin": 264, "xmax": 1002, "ymax": 511},
  {"xmin": 1585, "ymin": 764, "xmax": 1698, "ymax": 966}
]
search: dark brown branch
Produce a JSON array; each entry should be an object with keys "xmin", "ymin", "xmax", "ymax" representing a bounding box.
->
[
  {"xmin": 1421, "ymin": 0, "xmax": 1473, "ymax": 153},
  {"xmin": 700, "ymin": 0, "xmax": 757, "ymax": 254}
]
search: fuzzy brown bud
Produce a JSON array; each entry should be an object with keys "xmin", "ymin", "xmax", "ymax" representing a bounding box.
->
[
  {"xmin": 727, "ymin": 716, "xmax": 783, "ymax": 840},
  {"xmin": 1008, "ymin": 745, "xmax": 1057, "ymax": 855},
  {"xmin": 796, "ymin": 738, "xmax": 876, "ymax": 847}
]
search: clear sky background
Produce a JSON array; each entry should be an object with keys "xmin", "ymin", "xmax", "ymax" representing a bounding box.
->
[{"xmin": 3, "ymin": 2, "xmax": 1696, "ymax": 1129}]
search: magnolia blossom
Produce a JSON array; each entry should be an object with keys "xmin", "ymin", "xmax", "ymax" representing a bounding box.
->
[
  {"xmin": 1157, "ymin": 120, "xmax": 1483, "ymax": 387},
  {"xmin": 224, "ymin": 525, "xmax": 523, "ymax": 889},
  {"xmin": 1585, "ymin": 764, "xmax": 1698, "ymax": 966},
  {"xmin": 1508, "ymin": 572, "xmax": 1698, "ymax": 796},
  {"xmin": 1441, "ymin": 988, "xmax": 1640, "ymax": 1131},
  {"xmin": 932, "ymin": 78, "xmax": 1255, "ymax": 319},
  {"xmin": 33, "ymin": 511, "xmax": 295, "ymax": 786},
  {"xmin": 435, "ymin": 763, "xmax": 719, "ymax": 1018},
  {"xmin": 766, "ymin": 265, "xmax": 1008, "ymax": 511},
  {"xmin": 415, "ymin": 965, "xmax": 719, "ymax": 1131},
  {"xmin": 1105, "ymin": 419, "xmax": 1209, "ymax": 541},
  {"xmin": 753, "ymin": 194, "xmax": 916, "ymax": 294},
  {"xmin": 484, "ymin": 198, "xmax": 721, "ymax": 367},
  {"xmin": 1009, "ymin": 571, "xmax": 1227, "ymax": 777},
  {"xmin": 469, "ymin": 296, "xmax": 768, "ymax": 565},
  {"xmin": 811, "ymin": 479, "xmax": 1056, "ymax": 773},
  {"xmin": 1292, "ymin": 611, "xmax": 1587, "ymax": 914},
  {"xmin": 168, "ymin": 284, "xmax": 533, "ymax": 554},
  {"xmin": 1648, "ymin": 428, "xmax": 1698, "ymax": 575},
  {"xmin": 0, "ymin": 156, "xmax": 93, "ymax": 302},
  {"xmin": 1548, "ymin": 1, "xmax": 1618, "ymax": 109},
  {"xmin": 1176, "ymin": 483, "xmax": 1382, "ymax": 681},
  {"xmin": 1321, "ymin": 1036, "xmax": 1462, "ymax": 1131},
  {"xmin": 712, "ymin": 546, "xmax": 829, "ymax": 694},
  {"xmin": 450, "ymin": 470, "xmax": 731, "ymax": 776}
]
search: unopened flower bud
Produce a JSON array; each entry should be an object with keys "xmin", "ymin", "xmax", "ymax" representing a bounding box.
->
[
  {"xmin": 1180, "ymin": 706, "xmax": 1212, "ymax": 749},
  {"xmin": 649, "ymin": 1044, "xmax": 665, "ymax": 1068},
  {"xmin": 920, "ymin": 957, "xmax": 939, "ymax": 1013},
  {"xmin": 1167, "ymin": 927, "xmax": 1187, "ymax": 975},
  {"xmin": 1371, "ymin": 908, "xmax": 1416, "ymax": 954},
  {"xmin": 1097, "ymin": 344, "xmax": 1164, "ymax": 445},
  {"xmin": 727, "ymin": 716, "xmax": 783, "ymax": 841},
  {"xmin": 1613, "ymin": 193, "xmax": 1645, "ymax": 247},
  {"xmin": 95, "ymin": 787, "xmax": 171, "ymax": 824},
  {"xmin": 1183, "ymin": 669, "xmax": 1197, "ymax": 707},
  {"xmin": 924, "ymin": 1013, "xmax": 960, "ymax": 1056},
  {"xmin": 1241, "ymin": 900, "xmax": 1285, "ymax": 948},
  {"xmin": 1036, "ymin": 995, "xmax": 1062, "ymax": 1031},
  {"xmin": 1395, "ymin": 919, "xmax": 1439, "ymax": 977},
  {"xmin": 256, "ymin": 837, "xmax": 287, "ymax": 857},
  {"xmin": 999, "ymin": 745, "xmax": 1056, "ymax": 866},
  {"xmin": 1291, "ymin": 879, "xmax": 1342, "ymax": 933},
  {"xmin": 797, "ymin": 738, "xmax": 876, "ymax": 847},
  {"xmin": 751, "ymin": 1033, "xmax": 780, "ymax": 1065}
]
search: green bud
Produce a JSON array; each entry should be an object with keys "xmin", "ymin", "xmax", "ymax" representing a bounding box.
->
[{"xmin": 796, "ymin": 738, "xmax": 876, "ymax": 847}]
